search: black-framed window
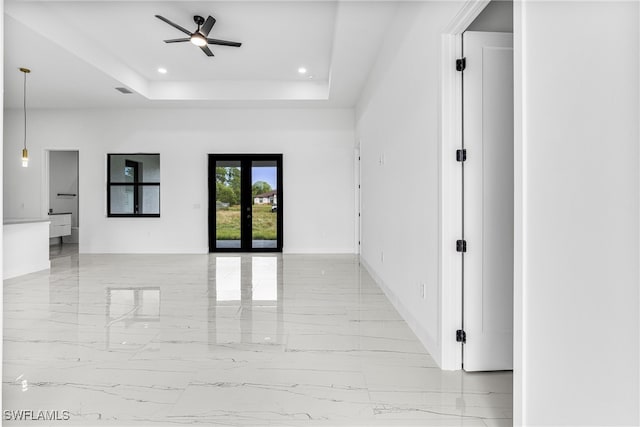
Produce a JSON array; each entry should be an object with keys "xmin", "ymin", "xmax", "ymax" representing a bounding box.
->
[{"xmin": 107, "ymin": 154, "xmax": 160, "ymax": 217}]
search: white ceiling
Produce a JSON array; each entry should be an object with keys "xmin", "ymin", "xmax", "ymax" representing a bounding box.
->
[{"xmin": 4, "ymin": 1, "xmax": 399, "ymax": 109}]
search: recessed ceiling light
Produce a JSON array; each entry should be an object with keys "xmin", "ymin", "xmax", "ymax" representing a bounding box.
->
[
  {"xmin": 158, "ymin": 67, "xmax": 168, "ymax": 74},
  {"xmin": 308, "ymin": 75, "xmax": 314, "ymax": 79},
  {"xmin": 298, "ymin": 67, "xmax": 307, "ymax": 75}
]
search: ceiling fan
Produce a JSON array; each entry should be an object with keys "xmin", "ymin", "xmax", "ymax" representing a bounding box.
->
[{"xmin": 155, "ymin": 14, "xmax": 242, "ymax": 57}]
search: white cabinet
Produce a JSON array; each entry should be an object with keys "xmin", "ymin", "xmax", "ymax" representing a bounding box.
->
[{"xmin": 49, "ymin": 214, "xmax": 71, "ymax": 238}]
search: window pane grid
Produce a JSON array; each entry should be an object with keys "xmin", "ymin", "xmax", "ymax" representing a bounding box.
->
[{"xmin": 107, "ymin": 154, "xmax": 160, "ymax": 217}]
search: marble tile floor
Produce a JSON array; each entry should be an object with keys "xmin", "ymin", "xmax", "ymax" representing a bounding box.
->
[
  {"xmin": 3, "ymin": 253, "xmax": 512, "ymax": 426},
  {"xmin": 49, "ymin": 243, "xmax": 79, "ymax": 260}
]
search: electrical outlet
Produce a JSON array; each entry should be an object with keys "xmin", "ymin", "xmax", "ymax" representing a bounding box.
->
[
  {"xmin": 421, "ymin": 283, "xmax": 426, "ymax": 299},
  {"xmin": 380, "ymin": 251, "xmax": 384, "ymax": 263}
]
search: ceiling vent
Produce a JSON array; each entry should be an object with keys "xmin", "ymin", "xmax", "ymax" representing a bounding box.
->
[{"xmin": 115, "ymin": 87, "xmax": 133, "ymax": 94}]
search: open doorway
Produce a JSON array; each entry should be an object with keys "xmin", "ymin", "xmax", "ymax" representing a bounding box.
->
[
  {"xmin": 48, "ymin": 150, "xmax": 79, "ymax": 258},
  {"xmin": 439, "ymin": 0, "xmax": 513, "ymax": 371}
]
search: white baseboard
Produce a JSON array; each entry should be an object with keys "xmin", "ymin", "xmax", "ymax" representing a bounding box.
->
[
  {"xmin": 360, "ymin": 256, "xmax": 443, "ymax": 369},
  {"xmin": 283, "ymin": 248, "xmax": 356, "ymax": 254}
]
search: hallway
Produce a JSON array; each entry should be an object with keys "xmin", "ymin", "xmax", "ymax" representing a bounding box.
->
[{"xmin": 3, "ymin": 254, "xmax": 512, "ymax": 426}]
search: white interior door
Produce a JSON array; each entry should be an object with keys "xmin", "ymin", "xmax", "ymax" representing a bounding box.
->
[{"xmin": 463, "ymin": 31, "xmax": 514, "ymax": 372}]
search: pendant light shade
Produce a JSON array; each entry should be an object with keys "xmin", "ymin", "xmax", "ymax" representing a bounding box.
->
[{"xmin": 20, "ymin": 67, "xmax": 31, "ymax": 168}]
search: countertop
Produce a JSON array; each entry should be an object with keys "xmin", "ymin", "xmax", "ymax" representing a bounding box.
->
[{"xmin": 4, "ymin": 218, "xmax": 51, "ymax": 225}]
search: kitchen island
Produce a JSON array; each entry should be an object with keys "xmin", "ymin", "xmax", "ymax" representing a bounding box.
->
[{"xmin": 3, "ymin": 218, "xmax": 51, "ymax": 279}]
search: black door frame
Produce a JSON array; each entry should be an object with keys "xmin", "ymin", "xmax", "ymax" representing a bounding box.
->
[
  {"xmin": 125, "ymin": 160, "xmax": 140, "ymax": 214},
  {"xmin": 208, "ymin": 154, "xmax": 283, "ymax": 252}
]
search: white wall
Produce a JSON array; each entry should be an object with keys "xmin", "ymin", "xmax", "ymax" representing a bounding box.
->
[
  {"xmin": 1, "ymin": 0, "xmax": 5, "ymax": 408},
  {"xmin": 3, "ymin": 108, "xmax": 355, "ymax": 254},
  {"xmin": 356, "ymin": 1, "xmax": 464, "ymax": 367},
  {"xmin": 466, "ymin": 0, "xmax": 512, "ymax": 33},
  {"xmin": 515, "ymin": 1, "xmax": 639, "ymax": 425}
]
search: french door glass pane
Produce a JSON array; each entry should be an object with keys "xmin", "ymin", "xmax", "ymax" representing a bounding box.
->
[
  {"xmin": 215, "ymin": 161, "xmax": 242, "ymax": 249},
  {"xmin": 251, "ymin": 160, "xmax": 278, "ymax": 249}
]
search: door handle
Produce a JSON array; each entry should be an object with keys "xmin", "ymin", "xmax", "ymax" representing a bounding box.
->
[{"xmin": 247, "ymin": 215, "xmax": 252, "ymax": 219}]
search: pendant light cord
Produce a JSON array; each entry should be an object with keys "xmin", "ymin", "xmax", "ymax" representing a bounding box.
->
[{"xmin": 23, "ymin": 70, "xmax": 27, "ymax": 151}]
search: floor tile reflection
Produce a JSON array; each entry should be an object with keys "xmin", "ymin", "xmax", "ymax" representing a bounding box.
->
[{"xmin": 3, "ymin": 254, "xmax": 512, "ymax": 426}]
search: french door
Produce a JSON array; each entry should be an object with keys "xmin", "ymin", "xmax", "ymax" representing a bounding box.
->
[{"xmin": 208, "ymin": 154, "xmax": 283, "ymax": 252}]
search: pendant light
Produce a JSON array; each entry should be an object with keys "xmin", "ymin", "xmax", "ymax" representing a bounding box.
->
[{"xmin": 19, "ymin": 67, "xmax": 31, "ymax": 168}]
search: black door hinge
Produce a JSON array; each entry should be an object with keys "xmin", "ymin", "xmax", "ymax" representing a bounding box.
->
[
  {"xmin": 456, "ymin": 57, "xmax": 466, "ymax": 72},
  {"xmin": 456, "ymin": 240, "xmax": 467, "ymax": 253},
  {"xmin": 456, "ymin": 329, "xmax": 466, "ymax": 343},
  {"xmin": 456, "ymin": 149, "xmax": 466, "ymax": 162}
]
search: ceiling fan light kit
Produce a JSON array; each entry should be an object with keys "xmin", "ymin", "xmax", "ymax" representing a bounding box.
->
[
  {"xmin": 155, "ymin": 14, "xmax": 242, "ymax": 57},
  {"xmin": 190, "ymin": 33, "xmax": 207, "ymax": 47}
]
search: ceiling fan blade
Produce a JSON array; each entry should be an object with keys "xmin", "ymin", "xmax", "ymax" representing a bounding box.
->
[
  {"xmin": 206, "ymin": 38, "xmax": 242, "ymax": 48},
  {"xmin": 200, "ymin": 16, "xmax": 216, "ymax": 36},
  {"xmin": 164, "ymin": 38, "xmax": 190, "ymax": 43},
  {"xmin": 155, "ymin": 15, "xmax": 191, "ymax": 36},
  {"xmin": 200, "ymin": 45, "xmax": 214, "ymax": 57}
]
